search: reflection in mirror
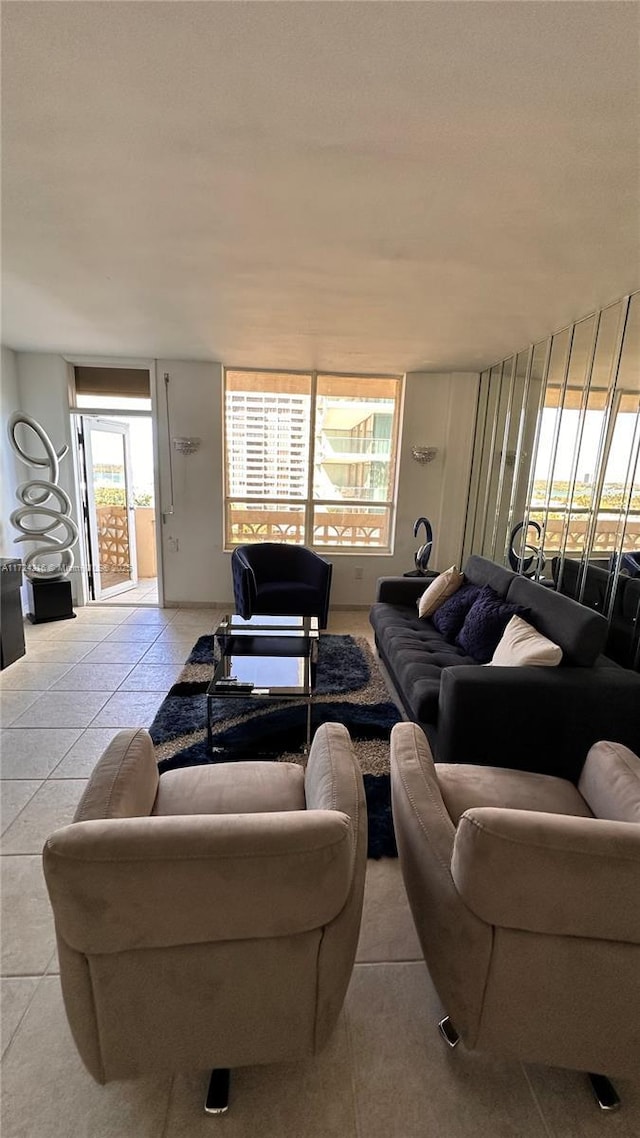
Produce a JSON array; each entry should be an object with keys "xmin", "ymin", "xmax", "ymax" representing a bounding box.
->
[{"xmin": 463, "ymin": 291, "xmax": 640, "ymax": 670}]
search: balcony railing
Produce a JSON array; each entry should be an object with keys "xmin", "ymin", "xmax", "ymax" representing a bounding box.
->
[
  {"xmin": 320, "ymin": 435, "xmax": 391, "ymax": 457},
  {"xmin": 228, "ymin": 506, "xmax": 390, "ymax": 548},
  {"xmin": 531, "ymin": 515, "xmax": 640, "ymax": 555}
]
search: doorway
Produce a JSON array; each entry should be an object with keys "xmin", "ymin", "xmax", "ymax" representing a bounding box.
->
[{"xmin": 78, "ymin": 413, "xmax": 158, "ymax": 604}]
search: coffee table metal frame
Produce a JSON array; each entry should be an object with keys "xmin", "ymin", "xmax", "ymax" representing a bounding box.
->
[{"xmin": 206, "ymin": 614, "xmax": 320, "ymax": 754}]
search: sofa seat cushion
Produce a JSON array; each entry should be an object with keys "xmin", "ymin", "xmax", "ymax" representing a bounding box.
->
[
  {"xmin": 153, "ymin": 761, "xmax": 306, "ymax": 817},
  {"xmin": 370, "ymin": 603, "xmax": 476, "ymax": 721},
  {"xmin": 436, "ymin": 764, "xmax": 593, "ymax": 825}
]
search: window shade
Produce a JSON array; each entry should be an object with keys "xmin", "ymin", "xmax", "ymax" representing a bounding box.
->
[{"xmin": 74, "ymin": 367, "xmax": 150, "ymax": 399}]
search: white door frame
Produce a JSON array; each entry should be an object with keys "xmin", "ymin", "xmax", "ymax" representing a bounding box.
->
[{"xmin": 83, "ymin": 416, "xmax": 139, "ymax": 600}]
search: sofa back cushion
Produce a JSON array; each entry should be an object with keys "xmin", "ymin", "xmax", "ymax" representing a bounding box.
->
[
  {"xmin": 417, "ymin": 566, "xmax": 464, "ymax": 619},
  {"xmin": 488, "ymin": 615, "xmax": 563, "ymax": 667},
  {"xmin": 463, "ymin": 555, "xmax": 515, "ymax": 598},
  {"xmin": 432, "ymin": 582, "xmax": 482, "ymax": 641},
  {"xmin": 455, "ymin": 586, "xmax": 528, "ymax": 663},
  {"xmin": 506, "ymin": 576, "xmax": 608, "ymax": 666}
]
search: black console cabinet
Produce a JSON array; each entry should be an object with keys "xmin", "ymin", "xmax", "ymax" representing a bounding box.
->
[{"xmin": 1, "ymin": 559, "xmax": 26, "ymax": 669}]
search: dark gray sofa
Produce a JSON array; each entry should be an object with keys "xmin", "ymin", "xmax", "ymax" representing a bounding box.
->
[
  {"xmin": 551, "ymin": 555, "xmax": 640, "ymax": 671},
  {"xmin": 370, "ymin": 555, "xmax": 640, "ymax": 781}
]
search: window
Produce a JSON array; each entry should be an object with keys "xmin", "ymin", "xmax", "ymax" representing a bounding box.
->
[{"xmin": 223, "ymin": 370, "xmax": 403, "ymax": 550}]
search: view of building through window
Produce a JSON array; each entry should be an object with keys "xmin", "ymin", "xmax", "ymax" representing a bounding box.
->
[
  {"xmin": 530, "ymin": 391, "xmax": 640, "ymax": 557},
  {"xmin": 224, "ymin": 370, "xmax": 402, "ymax": 549}
]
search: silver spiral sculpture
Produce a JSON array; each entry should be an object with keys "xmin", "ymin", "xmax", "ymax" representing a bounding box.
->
[{"xmin": 7, "ymin": 411, "xmax": 79, "ymax": 580}]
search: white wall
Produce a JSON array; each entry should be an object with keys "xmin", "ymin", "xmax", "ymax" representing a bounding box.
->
[
  {"xmin": 7, "ymin": 352, "xmax": 480, "ymax": 607},
  {"xmin": 14, "ymin": 353, "xmax": 82, "ymax": 602},
  {"xmin": 155, "ymin": 362, "xmax": 479, "ymax": 606},
  {"xmin": 400, "ymin": 371, "xmax": 480, "ymax": 574},
  {"xmin": 0, "ymin": 347, "xmax": 23, "ymax": 560},
  {"xmin": 155, "ymin": 360, "xmax": 226, "ymax": 604}
]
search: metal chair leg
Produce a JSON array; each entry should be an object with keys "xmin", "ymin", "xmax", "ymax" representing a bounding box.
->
[
  {"xmin": 438, "ymin": 1016, "xmax": 460, "ymax": 1048},
  {"xmin": 588, "ymin": 1073, "xmax": 620, "ymax": 1111},
  {"xmin": 204, "ymin": 1068, "xmax": 230, "ymax": 1114}
]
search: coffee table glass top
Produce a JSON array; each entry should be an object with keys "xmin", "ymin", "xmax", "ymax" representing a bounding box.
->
[
  {"xmin": 209, "ymin": 651, "xmax": 312, "ymax": 698},
  {"xmin": 208, "ymin": 613, "xmax": 318, "ymax": 700},
  {"xmin": 215, "ymin": 614, "xmax": 319, "ymax": 640}
]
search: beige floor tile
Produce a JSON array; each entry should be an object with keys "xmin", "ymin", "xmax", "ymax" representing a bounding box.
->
[
  {"xmin": 1, "ymin": 856, "xmax": 56, "ymax": 975},
  {"xmin": 0, "ymin": 662, "xmax": 75, "ymax": 691},
  {"xmin": 49, "ymin": 662, "xmax": 134, "ymax": 691},
  {"xmin": 0, "ymin": 977, "xmax": 171, "ymax": 1138},
  {"xmin": 120, "ymin": 610, "xmax": 173, "ymax": 627},
  {"xmin": 22, "ymin": 623, "xmax": 58, "ymax": 643},
  {"xmin": 103, "ymin": 625, "xmax": 161, "ymax": 643},
  {"xmin": 1, "ymin": 976, "xmax": 40, "ymax": 1058},
  {"xmin": 328, "ymin": 612, "xmax": 374, "ymax": 642},
  {"xmin": 74, "ymin": 607, "xmax": 131, "ymax": 624},
  {"xmin": 90, "ymin": 691, "xmax": 165, "ymax": 728},
  {"xmin": 0, "ymin": 728, "xmax": 83, "ymax": 779},
  {"xmin": 2, "ymin": 780, "xmax": 86, "ymax": 854},
  {"xmin": 152, "ymin": 626, "xmax": 211, "ymax": 645},
  {"xmin": 12, "ymin": 691, "xmax": 112, "ymax": 729},
  {"xmin": 84, "ymin": 605, "xmax": 139, "ymax": 620},
  {"xmin": 80, "ymin": 641, "xmax": 150, "ymax": 665},
  {"xmin": 23, "ymin": 642, "xmax": 98, "ymax": 664},
  {"xmin": 163, "ymin": 1015, "xmax": 358, "ymax": 1137},
  {"xmin": 53, "ymin": 728, "xmax": 121, "ymax": 778},
  {"xmin": 141, "ymin": 641, "xmax": 195, "ymax": 663},
  {"xmin": 0, "ymin": 691, "xmax": 41, "ymax": 727},
  {"xmin": 346, "ymin": 963, "xmax": 548, "ymax": 1138},
  {"xmin": 51, "ymin": 623, "xmax": 120, "ymax": 641},
  {"xmin": 1, "ymin": 780, "xmax": 43, "ymax": 834},
  {"xmin": 523, "ymin": 1062, "xmax": 640, "ymax": 1136},
  {"xmin": 168, "ymin": 615, "xmax": 217, "ymax": 631},
  {"xmin": 356, "ymin": 858, "xmax": 422, "ymax": 962},
  {"xmin": 120, "ymin": 663, "xmax": 184, "ymax": 691}
]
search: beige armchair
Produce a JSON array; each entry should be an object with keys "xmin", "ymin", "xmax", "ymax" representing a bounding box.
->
[
  {"xmin": 390, "ymin": 723, "xmax": 640, "ymax": 1109},
  {"xmin": 43, "ymin": 723, "xmax": 367, "ymax": 1113}
]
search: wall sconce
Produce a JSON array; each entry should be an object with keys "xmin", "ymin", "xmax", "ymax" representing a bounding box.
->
[
  {"xmin": 411, "ymin": 446, "xmax": 438, "ymax": 465},
  {"xmin": 172, "ymin": 437, "xmax": 202, "ymax": 456}
]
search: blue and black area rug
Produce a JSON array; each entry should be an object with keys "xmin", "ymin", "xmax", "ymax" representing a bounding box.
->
[{"xmin": 149, "ymin": 633, "xmax": 401, "ymax": 858}]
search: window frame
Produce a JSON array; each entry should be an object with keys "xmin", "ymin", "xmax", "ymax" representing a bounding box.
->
[{"xmin": 222, "ymin": 367, "xmax": 404, "ymax": 554}]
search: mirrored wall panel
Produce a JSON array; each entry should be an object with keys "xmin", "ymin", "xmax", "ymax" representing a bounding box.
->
[{"xmin": 463, "ymin": 292, "xmax": 640, "ymax": 670}]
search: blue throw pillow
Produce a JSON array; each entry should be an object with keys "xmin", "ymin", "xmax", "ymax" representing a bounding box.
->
[
  {"xmin": 455, "ymin": 585, "xmax": 528, "ymax": 663},
  {"xmin": 432, "ymin": 582, "xmax": 482, "ymax": 641}
]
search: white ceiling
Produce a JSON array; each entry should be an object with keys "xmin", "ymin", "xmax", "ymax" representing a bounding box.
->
[{"xmin": 2, "ymin": 1, "xmax": 639, "ymax": 373}]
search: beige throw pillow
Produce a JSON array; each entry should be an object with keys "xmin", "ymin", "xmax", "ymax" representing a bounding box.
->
[
  {"xmin": 417, "ymin": 566, "xmax": 464, "ymax": 619},
  {"xmin": 488, "ymin": 615, "xmax": 562, "ymax": 667}
]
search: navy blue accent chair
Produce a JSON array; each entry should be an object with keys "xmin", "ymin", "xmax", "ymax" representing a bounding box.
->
[{"xmin": 231, "ymin": 543, "xmax": 333, "ymax": 628}]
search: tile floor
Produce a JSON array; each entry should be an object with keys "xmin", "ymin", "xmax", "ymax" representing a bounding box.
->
[
  {"xmin": 1, "ymin": 604, "xmax": 639, "ymax": 1137},
  {"xmin": 96, "ymin": 576, "xmax": 159, "ymax": 606}
]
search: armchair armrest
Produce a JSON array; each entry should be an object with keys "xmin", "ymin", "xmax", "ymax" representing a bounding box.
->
[
  {"xmin": 305, "ymin": 723, "xmax": 365, "ymax": 847},
  {"xmin": 436, "ymin": 664, "xmax": 640, "ymax": 781},
  {"xmin": 375, "ymin": 577, "xmax": 428, "ymax": 605},
  {"xmin": 390, "ymin": 722, "xmax": 456, "ymax": 865},
  {"xmin": 74, "ymin": 729, "xmax": 159, "ymax": 823},
  {"xmin": 390, "ymin": 722, "xmax": 493, "ymax": 1039},
  {"xmin": 44, "ymin": 809, "xmax": 353, "ymax": 954},
  {"xmin": 452, "ymin": 806, "xmax": 640, "ymax": 943}
]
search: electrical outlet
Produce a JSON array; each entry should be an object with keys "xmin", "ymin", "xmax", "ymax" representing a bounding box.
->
[
  {"xmin": 167, "ymin": 536, "xmax": 179, "ymax": 553},
  {"xmin": 354, "ymin": 566, "xmax": 364, "ymax": 580}
]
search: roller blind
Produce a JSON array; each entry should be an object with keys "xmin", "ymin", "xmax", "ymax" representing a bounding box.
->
[{"xmin": 74, "ymin": 367, "xmax": 150, "ymax": 398}]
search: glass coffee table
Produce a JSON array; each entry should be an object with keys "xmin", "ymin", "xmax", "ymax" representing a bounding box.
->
[{"xmin": 207, "ymin": 614, "xmax": 320, "ymax": 754}]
